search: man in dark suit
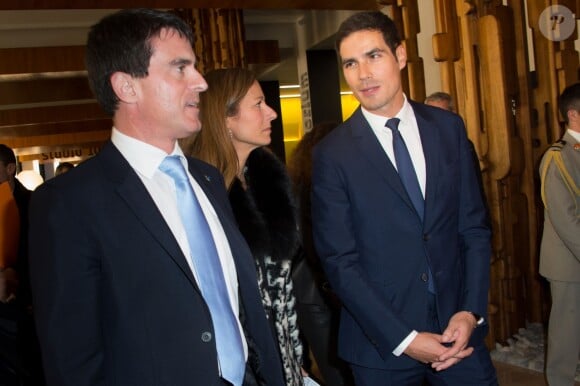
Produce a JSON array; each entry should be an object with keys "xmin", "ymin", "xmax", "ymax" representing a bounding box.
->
[
  {"xmin": 311, "ymin": 11, "xmax": 497, "ymax": 385},
  {"xmin": 28, "ymin": 9, "xmax": 284, "ymax": 386}
]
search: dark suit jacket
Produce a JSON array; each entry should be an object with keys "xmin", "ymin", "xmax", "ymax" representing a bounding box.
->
[
  {"xmin": 28, "ymin": 142, "xmax": 285, "ymax": 386},
  {"xmin": 311, "ymin": 102, "xmax": 491, "ymax": 369}
]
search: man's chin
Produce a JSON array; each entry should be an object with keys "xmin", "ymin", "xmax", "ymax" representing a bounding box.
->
[{"xmin": 186, "ymin": 122, "xmax": 202, "ymax": 134}]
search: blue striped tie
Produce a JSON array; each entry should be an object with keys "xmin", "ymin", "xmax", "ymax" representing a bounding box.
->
[
  {"xmin": 386, "ymin": 119, "xmax": 435, "ymax": 294},
  {"xmin": 159, "ymin": 156, "xmax": 245, "ymax": 385}
]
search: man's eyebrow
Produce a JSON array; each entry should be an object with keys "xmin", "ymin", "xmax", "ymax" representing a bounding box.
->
[
  {"xmin": 341, "ymin": 48, "xmax": 386, "ymax": 65},
  {"xmin": 170, "ymin": 58, "xmax": 193, "ymax": 66},
  {"xmin": 365, "ymin": 48, "xmax": 386, "ymax": 56},
  {"xmin": 341, "ymin": 57, "xmax": 356, "ymax": 65}
]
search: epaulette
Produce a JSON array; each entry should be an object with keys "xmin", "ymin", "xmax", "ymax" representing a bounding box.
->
[
  {"xmin": 548, "ymin": 139, "xmax": 566, "ymax": 151},
  {"xmin": 540, "ymin": 140, "xmax": 580, "ymax": 207}
]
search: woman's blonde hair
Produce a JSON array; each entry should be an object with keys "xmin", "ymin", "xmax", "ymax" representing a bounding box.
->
[{"xmin": 181, "ymin": 67, "xmax": 257, "ymax": 189}]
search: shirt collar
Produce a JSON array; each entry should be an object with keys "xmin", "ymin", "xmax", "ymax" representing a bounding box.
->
[
  {"xmin": 360, "ymin": 94, "xmax": 414, "ymax": 129},
  {"xmin": 567, "ymin": 128, "xmax": 580, "ymax": 143},
  {"xmin": 111, "ymin": 128, "xmax": 186, "ymax": 179}
]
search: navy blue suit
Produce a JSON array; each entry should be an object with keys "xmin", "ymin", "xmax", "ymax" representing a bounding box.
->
[
  {"xmin": 29, "ymin": 142, "xmax": 285, "ymax": 386},
  {"xmin": 311, "ymin": 102, "xmax": 493, "ymax": 377}
]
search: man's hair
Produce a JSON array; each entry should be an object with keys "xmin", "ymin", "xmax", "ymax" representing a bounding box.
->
[
  {"xmin": 425, "ymin": 91, "xmax": 454, "ymax": 111},
  {"xmin": 558, "ymin": 82, "xmax": 580, "ymax": 124},
  {"xmin": 335, "ymin": 11, "xmax": 402, "ymax": 55},
  {"xmin": 0, "ymin": 144, "xmax": 16, "ymax": 166},
  {"xmin": 86, "ymin": 8, "xmax": 194, "ymax": 117}
]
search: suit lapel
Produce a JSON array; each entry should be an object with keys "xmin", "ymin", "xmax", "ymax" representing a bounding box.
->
[
  {"xmin": 187, "ymin": 162, "xmax": 230, "ymax": 227},
  {"xmin": 350, "ymin": 108, "xmax": 417, "ymax": 214},
  {"xmin": 412, "ymin": 102, "xmax": 441, "ymax": 228},
  {"xmin": 100, "ymin": 142, "xmax": 200, "ymax": 292},
  {"xmin": 186, "ymin": 162, "xmax": 246, "ymax": 251}
]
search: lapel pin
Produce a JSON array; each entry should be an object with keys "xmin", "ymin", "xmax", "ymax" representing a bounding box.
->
[{"xmin": 204, "ymin": 175, "xmax": 211, "ymax": 182}]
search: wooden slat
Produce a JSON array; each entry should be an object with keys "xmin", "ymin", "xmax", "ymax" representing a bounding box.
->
[
  {"xmin": 0, "ymin": 103, "xmax": 107, "ymax": 126},
  {"xmin": 4, "ymin": 130, "xmax": 110, "ymax": 150},
  {"xmin": 509, "ymin": 0, "xmax": 546, "ymax": 327},
  {"xmin": 0, "ymin": 46, "xmax": 86, "ymax": 75},
  {"xmin": 0, "ymin": 76, "xmax": 92, "ymax": 105},
  {"xmin": 0, "ymin": 119, "xmax": 111, "ymax": 139},
  {"xmin": 0, "ymin": 0, "xmax": 381, "ymax": 10},
  {"xmin": 0, "ymin": 42, "xmax": 280, "ymax": 80},
  {"xmin": 479, "ymin": 15, "xmax": 511, "ymax": 180}
]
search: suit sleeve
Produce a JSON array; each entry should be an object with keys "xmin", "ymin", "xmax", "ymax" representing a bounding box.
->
[
  {"xmin": 311, "ymin": 146, "xmax": 412, "ymax": 358},
  {"xmin": 29, "ymin": 183, "xmax": 104, "ymax": 386},
  {"xmin": 542, "ymin": 155, "xmax": 580, "ymax": 260},
  {"xmin": 456, "ymin": 122, "xmax": 492, "ymax": 317}
]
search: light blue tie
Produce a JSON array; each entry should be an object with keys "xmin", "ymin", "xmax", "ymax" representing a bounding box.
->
[
  {"xmin": 386, "ymin": 118, "xmax": 435, "ymax": 294},
  {"xmin": 159, "ymin": 156, "xmax": 245, "ymax": 386}
]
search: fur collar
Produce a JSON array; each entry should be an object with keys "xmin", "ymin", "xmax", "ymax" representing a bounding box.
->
[{"xmin": 229, "ymin": 148, "xmax": 300, "ymax": 262}]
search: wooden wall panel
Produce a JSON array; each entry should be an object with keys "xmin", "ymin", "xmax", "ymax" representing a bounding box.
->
[
  {"xmin": 0, "ymin": 103, "xmax": 107, "ymax": 126},
  {"xmin": 392, "ymin": 0, "xmax": 426, "ymax": 101},
  {"xmin": 0, "ymin": 76, "xmax": 92, "ymax": 105},
  {"xmin": 0, "ymin": 119, "xmax": 111, "ymax": 139},
  {"xmin": 0, "ymin": 0, "xmax": 381, "ymax": 10},
  {"xmin": 4, "ymin": 131, "xmax": 109, "ymax": 154},
  {"xmin": 0, "ymin": 46, "xmax": 86, "ymax": 74},
  {"xmin": 427, "ymin": 0, "xmax": 580, "ymax": 345}
]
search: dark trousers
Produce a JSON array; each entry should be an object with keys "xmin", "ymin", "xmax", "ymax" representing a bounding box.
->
[
  {"xmin": 351, "ymin": 295, "xmax": 498, "ymax": 386},
  {"xmin": 293, "ymin": 257, "xmax": 354, "ymax": 385}
]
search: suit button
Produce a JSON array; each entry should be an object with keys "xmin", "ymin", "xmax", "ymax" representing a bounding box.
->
[
  {"xmin": 423, "ymin": 233, "xmax": 429, "ymax": 241},
  {"xmin": 421, "ymin": 273, "xmax": 429, "ymax": 282},
  {"xmin": 201, "ymin": 332, "xmax": 212, "ymax": 342}
]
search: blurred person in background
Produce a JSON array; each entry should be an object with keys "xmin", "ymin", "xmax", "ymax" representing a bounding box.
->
[{"xmin": 288, "ymin": 122, "xmax": 355, "ymax": 386}]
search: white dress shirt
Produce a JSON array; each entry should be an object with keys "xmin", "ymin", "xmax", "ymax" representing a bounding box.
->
[
  {"xmin": 568, "ymin": 128, "xmax": 580, "ymax": 142},
  {"xmin": 360, "ymin": 97, "xmax": 424, "ymax": 356},
  {"xmin": 111, "ymin": 128, "xmax": 247, "ymax": 358},
  {"xmin": 361, "ymin": 96, "xmax": 426, "ymax": 197}
]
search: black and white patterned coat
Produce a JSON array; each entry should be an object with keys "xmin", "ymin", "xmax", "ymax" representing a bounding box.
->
[{"xmin": 229, "ymin": 147, "xmax": 304, "ymax": 386}]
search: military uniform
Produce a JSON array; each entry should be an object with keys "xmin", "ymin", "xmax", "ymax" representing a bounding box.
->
[{"xmin": 539, "ymin": 130, "xmax": 580, "ymax": 386}]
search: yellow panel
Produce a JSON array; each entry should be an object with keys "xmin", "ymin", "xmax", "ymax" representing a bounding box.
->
[
  {"xmin": 341, "ymin": 93, "xmax": 360, "ymax": 120},
  {"xmin": 280, "ymin": 97, "xmax": 303, "ymax": 140},
  {"xmin": 280, "ymin": 93, "xmax": 360, "ymax": 163}
]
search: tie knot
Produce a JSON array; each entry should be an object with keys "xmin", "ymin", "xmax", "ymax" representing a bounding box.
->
[
  {"xmin": 385, "ymin": 117, "xmax": 401, "ymax": 133},
  {"xmin": 159, "ymin": 155, "xmax": 188, "ymax": 184}
]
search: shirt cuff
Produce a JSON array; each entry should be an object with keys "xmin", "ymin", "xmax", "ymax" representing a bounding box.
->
[{"xmin": 392, "ymin": 330, "xmax": 418, "ymax": 356}]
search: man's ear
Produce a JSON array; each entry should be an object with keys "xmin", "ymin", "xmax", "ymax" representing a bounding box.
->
[
  {"xmin": 395, "ymin": 44, "xmax": 407, "ymax": 70},
  {"xmin": 110, "ymin": 72, "xmax": 137, "ymax": 103}
]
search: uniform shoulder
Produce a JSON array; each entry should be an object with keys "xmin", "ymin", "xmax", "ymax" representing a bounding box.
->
[{"xmin": 547, "ymin": 139, "xmax": 566, "ymax": 152}]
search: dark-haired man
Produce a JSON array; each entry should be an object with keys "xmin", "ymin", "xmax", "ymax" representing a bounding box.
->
[
  {"xmin": 28, "ymin": 9, "xmax": 284, "ymax": 386},
  {"xmin": 311, "ymin": 11, "xmax": 497, "ymax": 385}
]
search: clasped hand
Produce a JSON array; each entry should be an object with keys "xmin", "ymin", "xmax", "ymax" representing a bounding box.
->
[{"xmin": 403, "ymin": 311, "xmax": 477, "ymax": 371}]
